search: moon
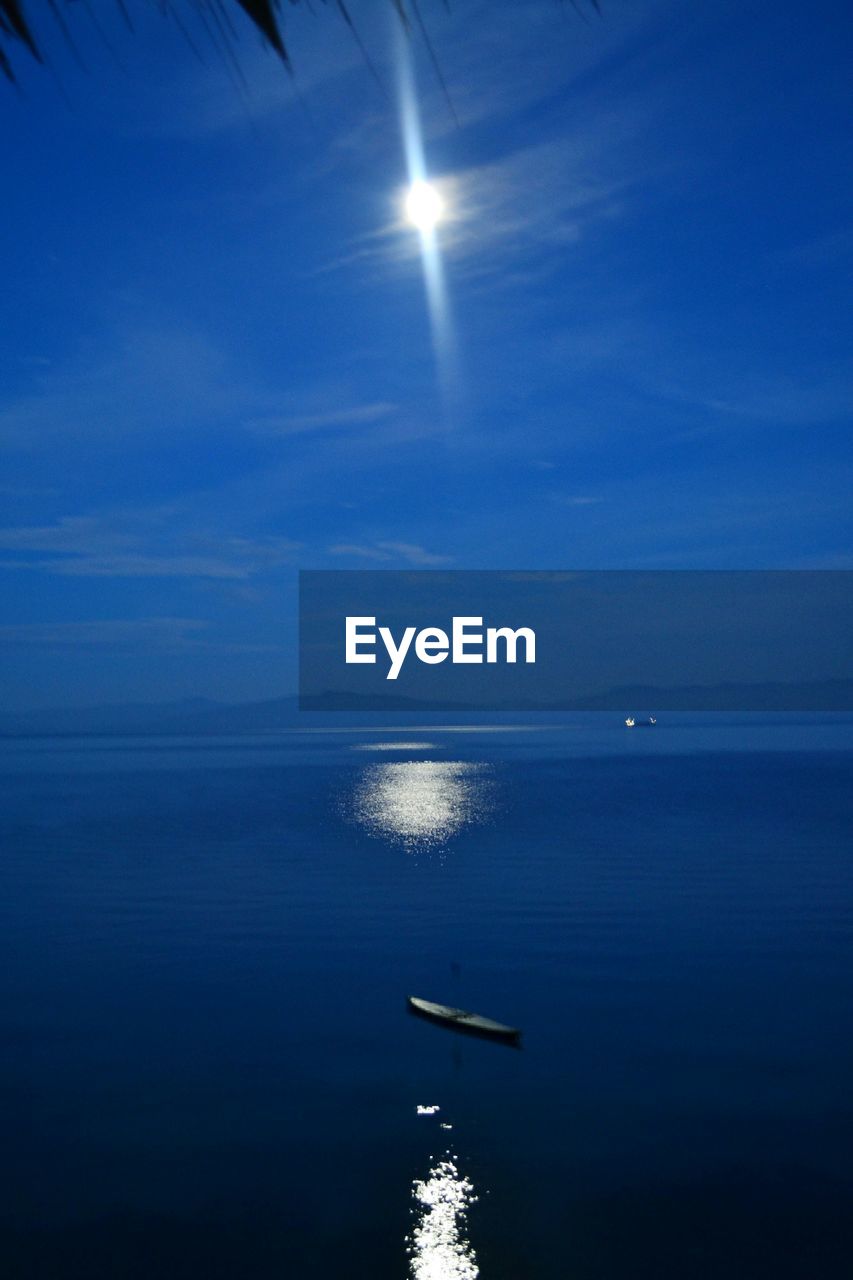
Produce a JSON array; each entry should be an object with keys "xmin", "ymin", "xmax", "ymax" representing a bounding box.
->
[{"xmin": 405, "ymin": 180, "xmax": 443, "ymax": 233}]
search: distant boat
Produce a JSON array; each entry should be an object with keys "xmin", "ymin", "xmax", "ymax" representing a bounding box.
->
[
  {"xmin": 625, "ymin": 716, "xmax": 635, "ymax": 727},
  {"xmin": 407, "ymin": 996, "xmax": 521, "ymax": 1045},
  {"xmin": 625, "ymin": 716, "xmax": 656, "ymax": 727}
]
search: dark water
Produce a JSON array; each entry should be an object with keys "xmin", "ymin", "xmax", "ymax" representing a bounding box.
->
[{"xmin": 2, "ymin": 719, "xmax": 852, "ymax": 1278}]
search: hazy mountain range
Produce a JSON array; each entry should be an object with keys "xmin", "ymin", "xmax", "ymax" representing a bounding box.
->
[{"xmin": 2, "ymin": 680, "xmax": 853, "ymax": 736}]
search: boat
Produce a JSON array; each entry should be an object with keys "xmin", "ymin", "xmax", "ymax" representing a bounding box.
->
[
  {"xmin": 407, "ymin": 996, "xmax": 521, "ymax": 1045},
  {"xmin": 625, "ymin": 716, "xmax": 656, "ymax": 727},
  {"xmin": 625, "ymin": 717, "xmax": 635, "ymax": 727}
]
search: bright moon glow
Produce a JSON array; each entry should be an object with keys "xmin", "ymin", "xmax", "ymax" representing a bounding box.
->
[{"xmin": 406, "ymin": 180, "xmax": 443, "ymax": 232}]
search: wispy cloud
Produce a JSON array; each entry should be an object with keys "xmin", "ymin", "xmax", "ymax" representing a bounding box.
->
[
  {"xmin": 439, "ymin": 138, "xmax": 637, "ymax": 267},
  {"xmin": 0, "ymin": 618, "xmax": 207, "ymax": 648},
  {"xmin": 0, "ymin": 514, "xmax": 301, "ymax": 580},
  {"xmin": 655, "ymin": 366, "xmax": 853, "ymax": 429},
  {"xmin": 0, "ymin": 319, "xmax": 419, "ymax": 487},
  {"xmin": 0, "ymin": 325, "xmax": 250, "ymax": 450},
  {"xmin": 328, "ymin": 540, "xmax": 452, "ymax": 566},
  {"xmin": 0, "ymin": 616, "xmax": 284, "ymax": 656},
  {"xmin": 245, "ymin": 401, "xmax": 398, "ymax": 436}
]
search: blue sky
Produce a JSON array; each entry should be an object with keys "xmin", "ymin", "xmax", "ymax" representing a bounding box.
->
[{"xmin": 2, "ymin": 0, "xmax": 852, "ymax": 709}]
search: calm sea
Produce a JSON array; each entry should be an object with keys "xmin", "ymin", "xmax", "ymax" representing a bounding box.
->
[{"xmin": 2, "ymin": 717, "xmax": 852, "ymax": 1278}]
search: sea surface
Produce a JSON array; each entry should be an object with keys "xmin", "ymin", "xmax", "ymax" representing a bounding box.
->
[{"xmin": 1, "ymin": 716, "xmax": 852, "ymax": 1278}]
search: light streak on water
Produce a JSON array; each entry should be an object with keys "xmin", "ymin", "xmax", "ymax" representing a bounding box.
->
[{"xmin": 407, "ymin": 1155, "xmax": 479, "ymax": 1280}]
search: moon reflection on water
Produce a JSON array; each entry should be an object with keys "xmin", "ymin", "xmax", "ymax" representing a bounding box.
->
[
  {"xmin": 408, "ymin": 1106, "xmax": 479, "ymax": 1280},
  {"xmin": 350, "ymin": 760, "xmax": 495, "ymax": 851}
]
